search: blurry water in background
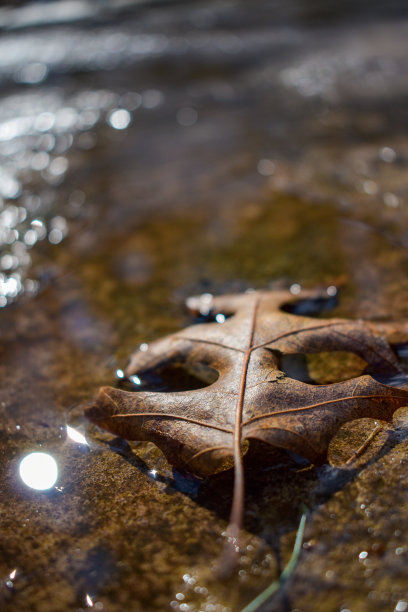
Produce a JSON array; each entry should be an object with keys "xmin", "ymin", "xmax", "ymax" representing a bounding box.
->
[{"xmin": 1, "ymin": 0, "xmax": 408, "ymax": 309}]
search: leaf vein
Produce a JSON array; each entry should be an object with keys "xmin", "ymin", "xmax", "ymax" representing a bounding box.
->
[
  {"xmin": 242, "ymin": 394, "xmax": 408, "ymax": 426},
  {"xmin": 108, "ymin": 412, "xmax": 233, "ymax": 434}
]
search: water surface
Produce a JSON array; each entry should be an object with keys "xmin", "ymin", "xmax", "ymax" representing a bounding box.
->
[{"xmin": 1, "ymin": 2, "xmax": 408, "ymax": 611}]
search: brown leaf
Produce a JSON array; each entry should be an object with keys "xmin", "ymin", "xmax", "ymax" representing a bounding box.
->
[{"xmin": 86, "ymin": 289, "xmax": 408, "ymax": 537}]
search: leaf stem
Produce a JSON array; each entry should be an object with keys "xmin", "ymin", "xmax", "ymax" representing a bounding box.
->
[
  {"xmin": 223, "ymin": 298, "xmax": 260, "ymax": 570},
  {"xmin": 240, "ymin": 510, "xmax": 307, "ymax": 612}
]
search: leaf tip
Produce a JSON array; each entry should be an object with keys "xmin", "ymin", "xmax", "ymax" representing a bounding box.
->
[{"xmin": 85, "ymin": 386, "xmax": 118, "ymax": 423}]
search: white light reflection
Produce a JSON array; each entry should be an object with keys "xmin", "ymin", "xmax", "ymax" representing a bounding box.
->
[
  {"xmin": 120, "ymin": 92, "xmax": 141, "ymax": 111},
  {"xmin": 31, "ymin": 219, "xmax": 47, "ymax": 239},
  {"xmin": 86, "ymin": 593, "xmax": 94, "ymax": 607},
  {"xmin": 50, "ymin": 216, "xmax": 68, "ymax": 235},
  {"xmin": 363, "ymin": 180, "xmax": 378, "ymax": 195},
  {"xmin": 31, "ymin": 151, "xmax": 49, "ymax": 171},
  {"xmin": 129, "ymin": 375, "xmax": 142, "ymax": 386},
  {"xmin": 384, "ymin": 192, "xmax": 399, "ymax": 207},
  {"xmin": 108, "ymin": 109, "xmax": 131, "ymax": 130},
  {"xmin": 9, "ymin": 569, "xmax": 17, "ymax": 580},
  {"xmin": 15, "ymin": 62, "xmax": 48, "ymax": 85},
  {"xmin": 186, "ymin": 293, "xmax": 214, "ymax": 316},
  {"xmin": 379, "ymin": 146, "xmax": 396, "ymax": 163},
  {"xmin": 24, "ymin": 229, "xmax": 38, "ymax": 246},
  {"xmin": 35, "ymin": 112, "xmax": 55, "ymax": 132},
  {"xmin": 116, "ymin": 368, "xmax": 125, "ymax": 379},
  {"xmin": 19, "ymin": 452, "xmax": 58, "ymax": 490},
  {"xmin": 48, "ymin": 156, "xmax": 68, "ymax": 176},
  {"xmin": 66, "ymin": 425, "xmax": 88, "ymax": 446},
  {"xmin": 257, "ymin": 158, "xmax": 275, "ymax": 176},
  {"xmin": 48, "ymin": 228, "xmax": 63, "ymax": 244},
  {"xmin": 290, "ymin": 283, "xmax": 301, "ymax": 295},
  {"xmin": 142, "ymin": 89, "xmax": 163, "ymax": 109},
  {"xmin": 215, "ymin": 313, "xmax": 226, "ymax": 323}
]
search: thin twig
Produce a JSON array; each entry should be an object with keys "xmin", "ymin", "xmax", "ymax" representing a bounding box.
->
[
  {"xmin": 345, "ymin": 423, "xmax": 383, "ymax": 466},
  {"xmin": 240, "ymin": 510, "xmax": 307, "ymax": 612}
]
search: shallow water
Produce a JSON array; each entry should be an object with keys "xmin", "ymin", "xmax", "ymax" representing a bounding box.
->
[{"xmin": 1, "ymin": 2, "xmax": 408, "ymax": 611}]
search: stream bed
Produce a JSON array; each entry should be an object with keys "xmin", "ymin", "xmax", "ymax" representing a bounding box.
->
[{"xmin": 1, "ymin": 2, "xmax": 408, "ymax": 611}]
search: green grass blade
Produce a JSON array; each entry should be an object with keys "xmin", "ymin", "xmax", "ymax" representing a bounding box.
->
[{"xmin": 240, "ymin": 510, "xmax": 307, "ymax": 612}]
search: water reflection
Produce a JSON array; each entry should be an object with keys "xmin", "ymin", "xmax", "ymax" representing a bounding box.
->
[
  {"xmin": 176, "ymin": 107, "xmax": 198, "ymax": 127},
  {"xmin": 66, "ymin": 425, "xmax": 88, "ymax": 446},
  {"xmin": 5, "ymin": 567, "xmax": 17, "ymax": 590},
  {"xmin": 86, "ymin": 593, "xmax": 94, "ymax": 607},
  {"xmin": 19, "ymin": 452, "xmax": 58, "ymax": 490},
  {"xmin": 108, "ymin": 108, "xmax": 131, "ymax": 130},
  {"xmin": 141, "ymin": 89, "xmax": 163, "ymax": 109},
  {"xmin": 256, "ymin": 158, "xmax": 275, "ymax": 177},
  {"xmin": 0, "ymin": 80, "xmax": 136, "ymax": 305},
  {"xmin": 115, "ymin": 368, "xmax": 142, "ymax": 387},
  {"xmin": 15, "ymin": 62, "xmax": 48, "ymax": 85}
]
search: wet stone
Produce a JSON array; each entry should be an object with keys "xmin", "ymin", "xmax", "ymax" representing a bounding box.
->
[{"xmin": 1, "ymin": 2, "xmax": 408, "ymax": 611}]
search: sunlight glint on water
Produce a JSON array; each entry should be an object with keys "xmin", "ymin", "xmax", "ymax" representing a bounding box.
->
[{"xmin": 19, "ymin": 452, "xmax": 58, "ymax": 490}]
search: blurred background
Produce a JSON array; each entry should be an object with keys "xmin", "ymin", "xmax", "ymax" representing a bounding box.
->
[{"xmin": 1, "ymin": 0, "xmax": 408, "ymax": 314}]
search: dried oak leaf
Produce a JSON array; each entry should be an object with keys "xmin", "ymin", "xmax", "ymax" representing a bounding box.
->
[{"xmin": 87, "ymin": 289, "xmax": 408, "ymax": 479}]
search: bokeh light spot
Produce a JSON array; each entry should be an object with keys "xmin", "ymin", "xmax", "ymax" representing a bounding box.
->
[{"xmin": 19, "ymin": 452, "xmax": 58, "ymax": 490}]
